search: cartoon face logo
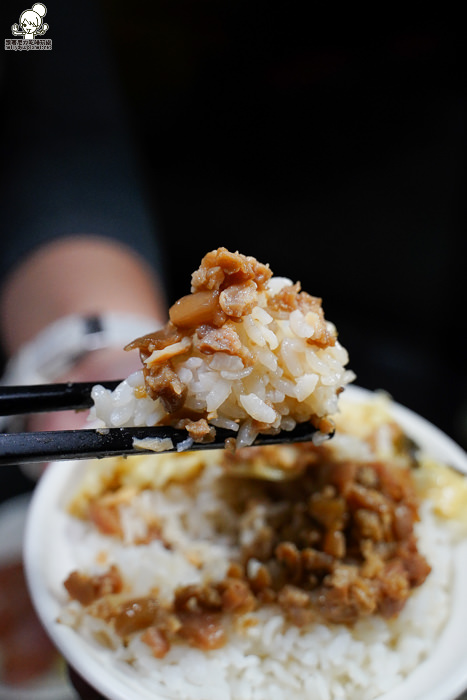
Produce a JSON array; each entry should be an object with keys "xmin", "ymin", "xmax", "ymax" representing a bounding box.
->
[{"xmin": 11, "ymin": 3, "xmax": 48, "ymax": 40}]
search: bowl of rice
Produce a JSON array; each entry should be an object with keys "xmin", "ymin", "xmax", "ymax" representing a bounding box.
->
[{"xmin": 24, "ymin": 386, "xmax": 467, "ymax": 700}]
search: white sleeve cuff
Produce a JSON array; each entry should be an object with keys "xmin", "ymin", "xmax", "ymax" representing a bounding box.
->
[{"xmin": 1, "ymin": 312, "xmax": 160, "ymax": 387}]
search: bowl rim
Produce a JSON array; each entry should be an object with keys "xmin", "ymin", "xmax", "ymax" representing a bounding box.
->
[{"xmin": 23, "ymin": 385, "xmax": 467, "ymax": 700}]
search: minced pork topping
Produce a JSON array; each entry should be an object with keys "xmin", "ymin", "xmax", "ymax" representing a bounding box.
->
[{"xmin": 64, "ymin": 434, "xmax": 431, "ymax": 658}]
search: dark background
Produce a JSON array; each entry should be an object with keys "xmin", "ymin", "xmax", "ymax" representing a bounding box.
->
[
  {"xmin": 1, "ymin": 3, "xmax": 465, "ymax": 503},
  {"xmin": 101, "ymin": 3, "xmax": 466, "ymax": 437}
]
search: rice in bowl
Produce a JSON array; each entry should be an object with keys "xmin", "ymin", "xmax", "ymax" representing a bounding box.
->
[{"xmin": 46, "ymin": 388, "xmax": 467, "ymax": 700}]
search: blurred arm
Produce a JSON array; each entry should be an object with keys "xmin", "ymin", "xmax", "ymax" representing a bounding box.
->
[{"xmin": 0, "ymin": 236, "xmax": 166, "ymax": 356}]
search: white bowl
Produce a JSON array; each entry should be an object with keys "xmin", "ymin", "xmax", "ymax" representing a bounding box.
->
[{"xmin": 23, "ymin": 386, "xmax": 467, "ymax": 700}]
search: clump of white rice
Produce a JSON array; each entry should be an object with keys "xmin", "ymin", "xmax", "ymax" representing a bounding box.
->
[{"xmin": 89, "ymin": 275, "xmax": 355, "ymax": 448}]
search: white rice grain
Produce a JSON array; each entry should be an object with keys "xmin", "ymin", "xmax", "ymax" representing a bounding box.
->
[{"xmin": 239, "ymin": 393, "xmax": 277, "ymax": 423}]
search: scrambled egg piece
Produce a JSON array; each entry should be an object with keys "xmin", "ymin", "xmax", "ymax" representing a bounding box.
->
[
  {"xmin": 68, "ymin": 451, "xmax": 220, "ymax": 518},
  {"xmin": 333, "ymin": 391, "xmax": 394, "ymax": 439},
  {"xmin": 414, "ymin": 456, "xmax": 467, "ymax": 524}
]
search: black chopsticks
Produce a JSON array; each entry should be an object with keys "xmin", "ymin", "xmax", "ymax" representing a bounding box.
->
[
  {"xmin": 0, "ymin": 422, "xmax": 324, "ymax": 465},
  {"xmin": 0, "ymin": 382, "xmax": 329, "ymax": 465},
  {"xmin": 0, "ymin": 380, "xmax": 121, "ymax": 416}
]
